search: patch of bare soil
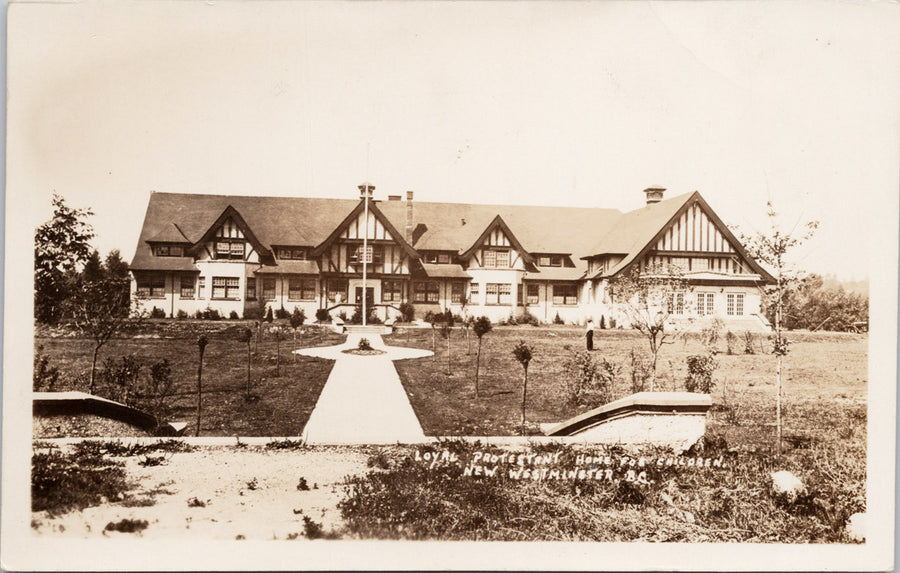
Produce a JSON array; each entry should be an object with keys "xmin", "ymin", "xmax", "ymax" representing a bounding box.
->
[{"xmin": 31, "ymin": 445, "xmax": 371, "ymax": 540}]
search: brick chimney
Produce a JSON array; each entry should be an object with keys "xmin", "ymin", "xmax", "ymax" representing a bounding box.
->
[
  {"xmin": 405, "ymin": 191, "xmax": 414, "ymax": 243},
  {"xmin": 643, "ymin": 186, "xmax": 665, "ymax": 205}
]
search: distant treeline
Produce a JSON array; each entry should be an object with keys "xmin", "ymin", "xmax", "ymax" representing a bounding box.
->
[{"xmin": 769, "ymin": 273, "xmax": 868, "ymax": 331}]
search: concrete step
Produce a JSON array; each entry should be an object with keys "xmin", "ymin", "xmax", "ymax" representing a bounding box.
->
[{"xmin": 344, "ymin": 325, "xmax": 392, "ymax": 335}]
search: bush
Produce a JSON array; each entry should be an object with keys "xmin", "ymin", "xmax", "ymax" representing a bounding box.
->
[
  {"xmin": 243, "ymin": 306, "xmax": 262, "ymax": 320},
  {"xmin": 229, "ymin": 310, "xmax": 239, "ymax": 320},
  {"xmin": 518, "ymin": 310, "xmax": 540, "ymax": 326},
  {"xmin": 290, "ymin": 307, "xmax": 306, "ymax": 329},
  {"xmin": 609, "ymin": 316, "xmax": 617, "ymax": 328},
  {"xmin": 743, "ymin": 331, "xmax": 756, "ymax": 355},
  {"xmin": 700, "ymin": 318, "xmax": 723, "ymax": 352},
  {"xmin": 563, "ymin": 349, "xmax": 620, "ymax": 406},
  {"xmin": 33, "ymin": 345, "xmax": 60, "ymax": 392},
  {"xmin": 598, "ymin": 315, "xmax": 606, "ymax": 329},
  {"xmin": 139, "ymin": 359, "xmax": 175, "ymax": 423},
  {"xmin": 149, "ymin": 307, "xmax": 166, "ymax": 319},
  {"xmin": 629, "ymin": 349, "xmax": 651, "ymax": 394},
  {"xmin": 176, "ymin": 309, "xmax": 189, "ymax": 320},
  {"xmin": 315, "ymin": 308, "xmax": 330, "ymax": 323},
  {"xmin": 350, "ymin": 304, "xmax": 381, "ymax": 324},
  {"xmin": 99, "ymin": 354, "xmax": 142, "ymax": 405},
  {"xmin": 553, "ymin": 312, "xmax": 564, "ymax": 325},
  {"xmin": 398, "ymin": 302, "xmax": 415, "ymax": 322},
  {"xmin": 195, "ymin": 307, "xmax": 222, "ymax": 321},
  {"xmin": 685, "ymin": 354, "xmax": 717, "ymax": 393},
  {"xmin": 264, "ymin": 306, "xmax": 274, "ymax": 323},
  {"xmin": 337, "ymin": 310, "xmax": 349, "ymax": 322},
  {"xmin": 32, "ymin": 448, "xmax": 129, "ymax": 514},
  {"xmin": 358, "ymin": 338, "xmax": 373, "ymax": 351},
  {"xmin": 276, "ymin": 306, "xmax": 290, "ymax": 320},
  {"xmin": 725, "ymin": 331, "xmax": 737, "ymax": 355}
]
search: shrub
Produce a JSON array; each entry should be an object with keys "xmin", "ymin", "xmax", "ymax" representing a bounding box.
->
[
  {"xmin": 290, "ymin": 307, "xmax": 306, "ymax": 329},
  {"xmin": 195, "ymin": 307, "xmax": 222, "ymax": 320},
  {"xmin": 337, "ymin": 310, "xmax": 349, "ymax": 322},
  {"xmin": 553, "ymin": 312, "xmax": 564, "ymax": 325},
  {"xmin": 398, "ymin": 302, "xmax": 415, "ymax": 322},
  {"xmin": 518, "ymin": 310, "xmax": 540, "ymax": 326},
  {"xmin": 32, "ymin": 449, "xmax": 128, "ymax": 514},
  {"xmin": 243, "ymin": 307, "xmax": 262, "ymax": 320},
  {"xmin": 149, "ymin": 307, "xmax": 166, "ymax": 319},
  {"xmin": 33, "ymin": 345, "xmax": 60, "ymax": 391},
  {"xmin": 563, "ymin": 349, "xmax": 619, "ymax": 406},
  {"xmin": 264, "ymin": 306, "xmax": 274, "ymax": 323},
  {"xmin": 725, "ymin": 330, "xmax": 737, "ymax": 355},
  {"xmin": 139, "ymin": 359, "xmax": 175, "ymax": 422},
  {"xmin": 276, "ymin": 306, "xmax": 290, "ymax": 320},
  {"xmin": 100, "ymin": 354, "xmax": 142, "ymax": 405},
  {"xmin": 315, "ymin": 308, "xmax": 330, "ymax": 323},
  {"xmin": 229, "ymin": 310, "xmax": 239, "ymax": 320},
  {"xmin": 685, "ymin": 354, "xmax": 717, "ymax": 393},
  {"xmin": 358, "ymin": 338, "xmax": 373, "ymax": 351},
  {"xmin": 629, "ymin": 349, "xmax": 651, "ymax": 394},
  {"xmin": 176, "ymin": 309, "xmax": 189, "ymax": 320},
  {"xmin": 598, "ymin": 315, "xmax": 606, "ymax": 329},
  {"xmin": 743, "ymin": 331, "xmax": 756, "ymax": 355},
  {"xmin": 609, "ymin": 316, "xmax": 617, "ymax": 328},
  {"xmin": 700, "ymin": 317, "xmax": 724, "ymax": 352},
  {"xmin": 104, "ymin": 518, "xmax": 149, "ymax": 533},
  {"xmin": 350, "ymin": 304, "xmax": 381, "ymax": 324}
]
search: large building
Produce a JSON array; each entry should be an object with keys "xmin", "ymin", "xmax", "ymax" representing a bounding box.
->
[{"xmin": 129, "ymin": 185, "xmax": 774, "ymax": 330}]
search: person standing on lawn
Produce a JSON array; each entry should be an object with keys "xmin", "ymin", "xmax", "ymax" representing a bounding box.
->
[{"xmin": 585, "ymin": 318, "xmax": 595, "ymax": 351}]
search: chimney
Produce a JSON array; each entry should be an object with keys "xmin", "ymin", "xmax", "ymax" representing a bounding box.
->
[
  {"xmin": 358, "ymin": 181, "xmax": 375, "ymax": 200},
  {"xmin": 388, "ymin": 195, "xmax": 401, "ymax": 201},
  {"xmin": 643, "ymin": 186, "xmax": 665, "ymax": 205},
  {"xmin": 405, "ymin": 191, "xmax": 414, "ymax": 243}
]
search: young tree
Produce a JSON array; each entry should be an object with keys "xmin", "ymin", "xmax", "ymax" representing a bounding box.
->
[
  {"xmin": 68, "ymin": 277, "xmax": 143, "ymax": 394},
  {"xmin": 735, "ymin": 201, "xmax": 818, "ymax": 454},
  {"xmin": 104, "ymin": 249, "xmax": 130, "ymax": 280},
  {"xmin": 440, "ymin": 322, "xmax": 452, "ymax": 375},
  {"xmin": 196, "ymin": 334, "xmax": 208, "ymax": 437},
  {"xmin": 472, "ymin": 316, "xmax": 493, "ymax": 398},
  {"xmin": 609, "ymin": 262, "xmax": 691, "ymax": 391},
  {"xmin": 34, "ymin": 192, "xmax": 95, "ymax": 324},
  {"xmin": 424, "ymin": 311, "xmax": 438, "ymax": 362},
  {"xmin": 512, "ymin": 341, "xmax": 535, "ymax": 432},
  {"xmin": 240, "ymin": 327, "xmax": 253, "ymax": 399},
  {"xmin": 290, "ymin": 308, "xmax": 305, "ymax": 363}
]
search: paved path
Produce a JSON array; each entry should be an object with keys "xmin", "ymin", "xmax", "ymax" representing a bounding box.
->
[{"xmin": 296, "ymin": 333, "xmax": 432, "ymax": 444}]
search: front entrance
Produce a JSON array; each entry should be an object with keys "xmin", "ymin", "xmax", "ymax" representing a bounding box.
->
[{"xmin": 354, "ymin": 286, "xmax": 375, "ymax": 306}]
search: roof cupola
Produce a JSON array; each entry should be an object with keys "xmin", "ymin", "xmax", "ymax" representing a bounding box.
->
[{"xmin": 643, "ymin": 186, "xmax": 665, "ymax": 205}]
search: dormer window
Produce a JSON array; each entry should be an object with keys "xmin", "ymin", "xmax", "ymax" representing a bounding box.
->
[
  {"xmin": 538, "ymin": 255, "xmax": 563, "ymax": 267},
  {"xmin": 278, "ymin": 248, "xmax": 307, "ymax": 260},
  {"xmin": 155, "ymin": 245, "xmax": 183, "ymax": 257}
]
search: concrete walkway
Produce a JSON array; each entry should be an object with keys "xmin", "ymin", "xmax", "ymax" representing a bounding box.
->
[{"xmin": 295, "ymin": 333, "xmax": 432, "ymax": 444}]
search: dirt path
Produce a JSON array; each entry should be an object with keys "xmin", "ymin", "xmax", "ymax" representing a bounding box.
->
[
  {"xmin": 297, "ymin": 334, "xmax": 431, "ymax": 444},
  {"xmin": 31, "ymin": 446, "xmax": 372, "ymax": 540}
]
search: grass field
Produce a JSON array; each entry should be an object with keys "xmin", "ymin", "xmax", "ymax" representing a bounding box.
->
[{"xmin": 35, "ymin": 320, "xmax": 345, "ymax": 436}]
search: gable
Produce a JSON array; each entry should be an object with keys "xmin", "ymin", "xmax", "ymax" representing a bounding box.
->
[
  {"xmin": 459, "ymin": 215, "xmax": 535, "ymax": 264},
  {"xmin": 189, "ymin": 205, "xmax": 269, "ymax": 258},
  {"xmin": 311, "ymin": 199, "xmax": 418, "ymax": 259},
  {"xmin": 654, "ymin": 201, "xmax": 735, "ymax": 253}
]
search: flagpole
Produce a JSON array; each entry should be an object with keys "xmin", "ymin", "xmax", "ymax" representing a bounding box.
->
[{"xmin": 359, "ymin": 182, "xmax": 372, "ymax": 327}]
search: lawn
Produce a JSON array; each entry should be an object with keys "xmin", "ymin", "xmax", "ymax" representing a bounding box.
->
[
  {"xmin": 383, "ymin": 326, "xmax": 868, "ymax": 443},
  {"xmin": 34, "ymin": 320, "xmax": 346, "ymax": 436}
]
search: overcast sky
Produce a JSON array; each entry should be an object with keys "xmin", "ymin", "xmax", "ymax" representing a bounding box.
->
[{"xmin": 9, "ymin": 1, "xmax": 899, "ymax": 280}]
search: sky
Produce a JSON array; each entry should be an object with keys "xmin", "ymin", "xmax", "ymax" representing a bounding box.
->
[{"xmin": 8, "ymin": 1, "xmax": 900, "ymax": 281}]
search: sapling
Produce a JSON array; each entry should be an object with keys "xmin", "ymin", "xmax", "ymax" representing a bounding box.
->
[
  {"xmin": 472, "ymin": 316, "xmax": 493, "ymax": 398},
  {"xmin": 512, "ymin": 341, "xmax": 535, "ymax": 432},
  {"xmin": 240, "ymin": 327, "xmax": 252, "ymax": 399},
  {"xmin": 196, "ymin": 334, "xmax": 208, "ymax": 437}
]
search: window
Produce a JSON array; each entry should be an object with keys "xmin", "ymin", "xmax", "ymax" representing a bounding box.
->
[
  {"xmin": 692, "ymin": 258, "xmax": 709, "ymax": 272},
  {"xmin": 545, "ymin": 255, "xmax": 562, "ymax": 267},
  {"xmin": 212, "ymin": 277, "xmax": 240, "ymax": 299},
  {"xmin": 671, "ymin": 257, "xmax": 689, "ymax": 272},
  {"xmin": 413, "ymin": 281, "xmax": 439, "ymax": 303},
  {"xmin": 425, "ymin": 253, "xmax": 438, "ymax": 264},
  {"xmin": 726, "ymin": 293, "xmax": 745, "ymax": 316},
  {"xmin": 526, "ymin": 284, "xmax": 539, "ymax": 305},
  {"xmin": 278, "ymin": 248, "xmax": 307, "ymax": 260},
  {"xmin": 496, "ymin": 250, "xmax": 510, "ymax": 268},
  {"xmin": 696, "ymin": 293, "xmax": 715, "ymax": 316},
  {"xmin": 198, "ymin": 276, "xmax": 206, "ymax": 298},
  {"xmin": 137, "ymin": 275, "xmax": 166, "ymax": 299},
  {"xmin": 667, "ymin": 292, "xmax": 685, "ymax": 315},
  {"xmin": 485, "ymin": 283, "xmax": 500, "ymax": 304},
  {"xmin": 499, "ymin": 284, "xmax": 511, "ymax": 304},
  {"xmin": 451, "ymin": 282, "xmax": 465, "ymax": 304},
  {"xmin": 552, "ymin": 284, "xmax": 578, "ymax": 305},
  {"xmin": 246, "ymin": 279, "xmax": 257, "ymax": 300},
  {"xmin": 483, "ymin": 250, "xmax": 496, "ymax": 268},
  {"xmin": 157, "ymin": 245, "xmax": 169, "ymax": 257},
  {"xmin": 262, "ymin": 278, "xmax": 276, "ymax": 301},
  {"xmin": 469, "ymin": 282, "xmax": 479, "ymax": 302},
  {"xmin": 216, "ymin": 240, "xmax": 245, "ymax": 260},
  {"xmin": 438, "ymin": 253, "xmax": 451, "ymax": 264},
  {"xmin": 382, "ymin": 280, "xmax": 403, "ymax": 302},
  {"xmin": 327, "ymin": 279, "xmax": 348, "ymax": 304},
  {"xmin": 180, "ymin": 276, "xmax": 195, "ymax": 299},
  {"xmin": 538, "ymin": 255, "xmax": 550, "ymax": 266},
  {"xmin": 288, "ymin": 278, "xmax": 316, "ymax": 301}
]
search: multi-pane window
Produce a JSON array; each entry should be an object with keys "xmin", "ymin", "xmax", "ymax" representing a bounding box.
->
[
  {"xmin": 262, "ymin": 278, "xmax": 276, "ymax": 301},
  {"xmin": 483, "ymin": 250, "xmax": 496, "ymax": 268},
  {"xmin": 485, "ymin": 283, "xmax": 500, "ymax": 305},
  {"xmin": 670, "ymin": 257, "xmax": 689, "ymax": 272},
  {"xmin": 212, "ymin": 277, "xmax": 240, "ymax": 299},
  {"xmin": 496, "ymin": 250, "xmax": 510, "ymax": 268},
  {"xmin": 327, "ymin": 279, "xmax": 348, "ymax": 304},
  {"xmin": 469, "ymin": 282, "xmax": 480, "ymax": 303},
  {"xmin": 451, "ymin": 282, "xmax": 465, "ymax": 304},
  {"xmin": 696, "ymin": 293, "xmax": 715, "ymax": 316},
  {"xmin": 498, "ymin": 284, "xmax": 511, "ymax": 304},
  {"xmin": 692, "ymin": 258, "xmax": 709, "ymax": 272},
  {"xmin": 413, "ymin": 281, "xmax": 439, "ymax": 303},
  {"xmin": 246, "ymin": 279, "xmax": 257, "ymax": 300},
  {"xmin": 278, "ymin": 248, "xmax": 307, "ymax": 260},
  {"xmin": 538, "ymin": 255, "xmax": 550, "ymax": 266},
  {"xmin": 526, "ymin": 284, "xmax": 539, "ymax": 305},
  {"xmin": 198, "ymin": 276, "xmax": 206, "ymax": 299},
  {"xmin": 289, "ymin": 278, "xmax": 316, "ymax": 301},
  {"xmin": 438, "ymin": 253, "xmax": 451, "ymax": 264},
  {"xmin": 539, "ymin": 255, "xmax": 562, "ymax": 267},
  {"xmin": 137, "ymin": 276, "xmax": 166, "ymax": 299},
  {"xmin": 155, "ymin": 245, "xmax": 184, "ymax": 257},
  {"xmin": 726, "ymin": 293, "xmax": 745, "ymax": 316},
  {"xmin": 382, "ymin": 280, "xmax": 403, "ymax": 302},
  {"xmin": 552, "ymin": 284, "xmax": 578, "ymax": 305},
  {"xmin": 180, "ymin": 276, "xmax": 195, "ymax": 299},
  {"xmin": 216, "ymin": 240, "xmax": 245, "ymax": 260},
  {"xmin": 667, "ymin": 292, "xmax": 685, "ymax": 315}
]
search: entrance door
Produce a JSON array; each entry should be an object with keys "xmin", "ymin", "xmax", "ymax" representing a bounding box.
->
[{"xmin": 354, "ymin": 287, "xmax": 375, "ymax": 306}]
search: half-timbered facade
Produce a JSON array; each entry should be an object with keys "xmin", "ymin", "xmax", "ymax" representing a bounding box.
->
[{"xmin": 130, "ymin": 185, "xmax": 775, "ymax": 330}]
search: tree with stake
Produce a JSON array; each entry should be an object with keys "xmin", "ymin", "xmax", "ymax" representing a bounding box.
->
[
  {"xmin": 424, "ymin": 311, "xmax": 438, "ymax": 363},
  {"xmin": 272, "ymin": 326, "xmax": 283, "ymax": 376},
  {"xmin": 290, "ymin": 308, "xmax": 305, "ymax": 363},
  {"xmin": 196, "ymin": 334, "xmax": 208, "ymax": 437},
  {"xmin": 735, "ymin": 201, "xmax": 818, "ymax": 454},
  {"xmin": 609, "ymin": 262, "xmax": 691, "ymax": 391},
  {"xmin": 440, "ymin": 322, "xmax": 452, "ymax": 375},
  {"xmin": 512, "ymin": 341, "xmax": 535, "ymax": 433},
  {"xmin": 241, "ymin": 327, "xmax": 253, "ymax": 400},
  {"xmin": 472, "ymin": 316, "xmax": 492, "ymax": 398}
]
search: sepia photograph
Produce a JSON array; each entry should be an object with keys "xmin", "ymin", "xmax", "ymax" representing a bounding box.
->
[{"xmin": 2, "ymin": 0, "xmax": 898, "ymax": 570}]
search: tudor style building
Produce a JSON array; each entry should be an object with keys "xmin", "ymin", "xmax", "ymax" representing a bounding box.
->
[{"xmin": 129, "ymin": 185, "xmax": 774, "ymax": 330}]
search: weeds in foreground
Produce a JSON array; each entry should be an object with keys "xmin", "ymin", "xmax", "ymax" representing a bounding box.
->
[
  {"xmin": 104, "ymin": 518, "xmax": 149, "ymax": 534},
  {"xmin": 32, "ymin": 448, "xmax": 130, "ymax": 515}
]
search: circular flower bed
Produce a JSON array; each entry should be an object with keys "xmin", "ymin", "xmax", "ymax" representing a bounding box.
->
[{"xmin": 341, "ymin": 348, "xmax": 387, "ymax": 356}]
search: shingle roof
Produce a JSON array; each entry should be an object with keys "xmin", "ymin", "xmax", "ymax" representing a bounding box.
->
[
  {"xmin": 421, "ymin": 263, "xmax": 470, "ymax": 279},
  {"xmin": 256, "ymin": 261, "xmax": 320, "ymax": 275},
  {"xmin": 130, "ymin": 257, "xmax": 199, "ymax": 272},
  {"xmin": 147, "ymin": 223, "xmax": 190, "ymax": 243}
]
